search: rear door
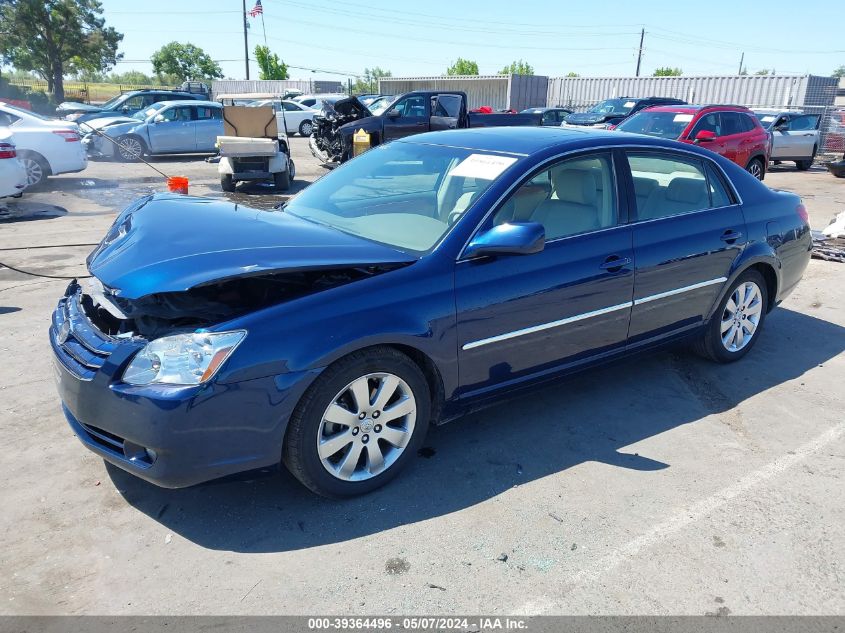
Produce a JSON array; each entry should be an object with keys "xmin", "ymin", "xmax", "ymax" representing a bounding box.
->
[
  {"xmin": 194, "ymin": 105, "xmax": 223, "ymax": 151},
  {"xmin": 717, "ymin": 111, "xmax": 748, "ymax": 165},
  {"xmin": 147, "ymin": 105, "xmax": 196, "ymax": 152},
  {"xmin": 623, "ymin": 150, "xmax": 746, "ymax": 345},
  {"xmin": 383, "ymin": 94, "xmax": 429, "ymax": 141}
]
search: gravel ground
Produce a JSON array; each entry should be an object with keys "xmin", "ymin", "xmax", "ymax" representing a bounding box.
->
[{"xmin": 0, "ymin": 139, "xmax": 843, "ymax": 615}]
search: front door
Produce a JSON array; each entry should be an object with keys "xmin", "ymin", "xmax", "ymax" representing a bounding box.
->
[
  {"xmin": 194, "ymin": 105, "xmax": 223, "ymax": 151},
  {"xmin": 147, "ymin": 105, "xmax": 196, "ymax": 153},
  {"xmin": 383, "ymin": 94, "xmax": 428, "ymax": 141},
  {"xmin": 686, "ymin": 112, "xmax": 728, "ymax": 158},
  {"xmin": 623, "ymin": 151, "xmax": 746, "ymax": 344},
  {"xmin": 455, "ymin": 151, "xmax": 634, "ymax": 396}
]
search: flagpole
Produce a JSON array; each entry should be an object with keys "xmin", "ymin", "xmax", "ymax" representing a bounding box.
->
[
  {"xmin": 242, "ymin": 0, "xmax": 250, "ymax": 80},
  {"xmin": 260, "ymin": 4, "xmax": 267, "ymax": 46}
]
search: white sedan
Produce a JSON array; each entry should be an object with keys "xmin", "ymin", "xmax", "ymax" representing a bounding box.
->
[
  {"xmin": 0, "ymin": 130, "xmax": 27, "ymax": 198},
  {"xmin": 0, "ymin": 102, "xmax": 87, "ymax": 187},
  {"xmin": 250, "ymin": 99, "xmax": 320, "ymax": 136}
]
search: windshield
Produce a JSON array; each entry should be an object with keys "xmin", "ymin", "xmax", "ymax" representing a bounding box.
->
[
  {"xmin": 99, "ymin": 95, "xmax": 124, "ymax": 109},
  {"xmin": 132, "ymin": 102, "xmax": 168, "ymax": 121},
  {"xmin": 588, "ymin": 98, "xmax": 638, "ymax": 116},
  {"xmin": 617, "ymin": 110, "xmax": 693, "ymax": 139},
  {"xmin": 285, "ymin": 142, "xmax": 520, "ymax": 253},
  {"xmin": 368, "ymin": 96, "xmax": 398, "ymax": 116},
  {"xmin": 754, "ymin": 113, "xmax": 778, "ymax": 128}
]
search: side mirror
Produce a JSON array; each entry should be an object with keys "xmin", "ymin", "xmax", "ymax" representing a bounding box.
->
[
  {"xmin": 464, "ymin": 222, "xmax": 545, "ymax": 259},
  {"xmin": 694, "ymin": 129, "xmax": 716, "ymax": 143},
  {"xmin": 153, "ymin": 114, "xmax": 165, "ymax": 123},
  {"xmin": 386, "ymin": 109, "xmax": 401, "ymax": 118}
]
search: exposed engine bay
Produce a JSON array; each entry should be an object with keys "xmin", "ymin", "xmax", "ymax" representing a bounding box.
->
[
  {"xmin": 81, "ymin": 265, "xmax": 403, "ymax": 340},
  {"xmin": 310, "ymin": 97, "xmax": 372, "ymax": 164}
]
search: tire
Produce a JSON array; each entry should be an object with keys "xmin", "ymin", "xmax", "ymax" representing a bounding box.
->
[
  {"xmin": 18, "ymin": 152, "xmax": 49, "ymax": 188},
  {"xmin": 220, "ymin": 174, "xmax": 236, "ymax": 192},
  {"xmin": 746, "ymin": 157, "xmax": 765, "ymax": 180},
  {"xmin": 274, "ymin": 167, "xmax": 290, "ymax": 191},
  {"xmin": 283, "ymin": 347, "xmax": 431, "ymax": 498},
  {"xmin": 694, "ymin": 270, "xmax": 768, "ymax": 364},
  {"xmin": 796, "ymin": 147, "xmax": 816, "ymax": 171},
  {"xmin": 116, "ymin": 135, "xmax": 145, "ymax": 162},
  {"xmin": 299, "ymin": 120, "xmax": 313, "ymax": 136}
]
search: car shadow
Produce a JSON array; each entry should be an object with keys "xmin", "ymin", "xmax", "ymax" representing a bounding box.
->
[
  {"xmin": 0, "ymin": 201, "xmax": 68, "ymax": 223},
  {"xmin": 108, "ymin": 307, "xmax": 845, "ymax": 552}
]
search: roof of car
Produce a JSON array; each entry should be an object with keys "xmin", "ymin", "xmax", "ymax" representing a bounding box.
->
[
  {"xmin": 399, "ymin": 125, "xmax": 717, "ymax": 156},
  {"xmin": 157, "ymin": 99, "xmax": 220, "ymax": 107},
  {"xmin": 641, "ymin": 104, "xmax": 752, "ymax": 114}
]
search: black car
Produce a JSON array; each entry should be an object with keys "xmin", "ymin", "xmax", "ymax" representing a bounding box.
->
[
  {"xmin": 564, "ymin": 96, "xmax": 687, "ymax": 129},
  {"xmin": 56, "ymin": 90, "xmax": 210, "ymax": 123},
  {"xmin": 520, "ymin": 107, "xmax": 573, "ymax": 126}
]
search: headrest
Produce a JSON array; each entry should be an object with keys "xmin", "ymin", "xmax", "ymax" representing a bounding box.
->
[
  {"xmin": 632, "ymin": 177, "xmax": 658, "ymax": 197},
  {"xmin": 666, "ymin": 178, "xmax": 707, "ymax": 204},
  {"xmin": 551, "ymin": 168, "xmax": 597, "ymax": 205}
]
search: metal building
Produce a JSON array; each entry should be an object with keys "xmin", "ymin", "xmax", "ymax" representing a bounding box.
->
[
  {"xmin": 378, "ymin": 75, "xmax": 549, "ymax": 111},
  {"xmin": 211, "ymin": 80, "xmax": 344, "ymax": 98}
]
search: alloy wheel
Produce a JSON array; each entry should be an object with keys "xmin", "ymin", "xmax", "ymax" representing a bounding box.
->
[
  {"xmin": 720, "ymin": 281, "xmax": 763, "ymax": 352},
  {"xmin": 20, "ymin": 157, "xmax": 44, "ymax": 187},
  {"xmin": 118, "ymin": 137, "xmax": 143, "ymax": 161},
  {"xmin": 747, "ymin": 161, "xmax": 763, "ymax": 180},
  {"xmin": 316, "ymin": 372, "xmax": 416, "ymax": 482}
]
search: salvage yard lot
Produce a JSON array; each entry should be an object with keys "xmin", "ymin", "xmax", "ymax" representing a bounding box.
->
[{"xmin": 1, "ymin": 138, "xmax": 844, "ymax": 615}]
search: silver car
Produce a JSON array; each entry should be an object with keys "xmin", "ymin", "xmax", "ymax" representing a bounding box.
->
[{"xmin": 753, "ymin": 109, "xmax": 820, "ymax": 170}]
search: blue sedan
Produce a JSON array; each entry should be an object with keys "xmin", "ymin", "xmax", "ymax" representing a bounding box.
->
[
  {"xmin": 80, "ymin": 100, "xmax": 223, "ymax": 162},
  {"xmin": 50, "ymin": 127, "xmax": 811, "ymax": 497}
]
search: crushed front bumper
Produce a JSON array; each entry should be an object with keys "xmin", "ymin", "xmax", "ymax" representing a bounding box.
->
[{"xmin": 50, "ymin": 283, "xmax": 319, "ymax": 488}]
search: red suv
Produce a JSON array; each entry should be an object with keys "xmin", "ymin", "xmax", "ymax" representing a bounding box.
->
[{"xmin": 615, "ymin": 105, "xmax": 770, "ymax": 180}]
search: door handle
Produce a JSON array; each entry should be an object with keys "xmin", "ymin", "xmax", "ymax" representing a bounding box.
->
[
  {"xmin": 720, "ymin": 230, "xmax": 743, "ymax": 243},
  {"xmin": 600, "ymin": 255, "xmax": 631, "ymax": 271}
]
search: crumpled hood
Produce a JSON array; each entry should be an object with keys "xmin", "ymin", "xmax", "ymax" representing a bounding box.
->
[
  {"xmin": 56, "ymin": 101, "xmax": 103, "ymax": 114},
  {"xmin": 564, "ymin": 112, "xmax": 614, "ymax": 126},
  {"xmin": 339, "ymin": 115, "xmax": 383, "ymax": 136},
  {"xmin": 80, "ymin": 116, "xmax": 138, "ymax": 133},
  {"xmin": 87, "ymin": 194, "xmax": 416, "ymax": 299}
]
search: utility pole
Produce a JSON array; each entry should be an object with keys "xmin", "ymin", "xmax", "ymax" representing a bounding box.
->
[
  {"xmin": 738, "ymin": 52, "xmax": 745, "ymax": 76},
  {"xmin": 242, "ymin": 0, "xmax": 250, "ymax": 80},
  {"xmin": 635, "ymin": 28, "xmax": 645, "ymax": 77}
]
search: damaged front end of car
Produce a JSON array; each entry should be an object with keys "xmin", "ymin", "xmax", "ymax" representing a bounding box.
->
[{"xmin": 309, "ymin": 96, "xmax": 372, "ymax": 164}]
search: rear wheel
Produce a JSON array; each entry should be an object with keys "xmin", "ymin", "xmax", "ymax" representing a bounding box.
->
[
  {"xmin": 283, "ymin": 347, "xmax": 431, "ymax": 497},
  {"xmin": 746, "ymin": 157, "xmax": 765, "ymax": 180},
  {"xmin": 220, "ymin": 174, "xmax": 236, "ymax": 192},
  {"xmin": 694, "ymin": 270, "xmax": 768, "ymax": 363},
  {"xmin": 299, "ymin": 120, "xmax": 313, "ymax": 136},
  {"xmin": 273, "ymin": 167, "xmax": 290, "ymax": 191},
  {"xmin": 18, "ymin": 153, "xmax": 49, "ymax": 187}
]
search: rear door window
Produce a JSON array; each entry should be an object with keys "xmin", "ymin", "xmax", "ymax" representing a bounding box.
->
[
  {"xmin": 790, "ymin": 114, "xmax": 820, "ymax": 131},
  {"xmin": 626, "ymin": 152, "xmax": 713, "ymax": 221},
  {"xmin": 720, "ymin": 112, "xmax": 744, "ymax": 136},
  {"xmin": 433, "ymin": 94, "xmax": 462, "ymax": 118}
]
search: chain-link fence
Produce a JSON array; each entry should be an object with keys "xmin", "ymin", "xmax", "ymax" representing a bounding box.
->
[{"xmin": 2, "ymin": 78, "xmax": 178, "ymax": 104}]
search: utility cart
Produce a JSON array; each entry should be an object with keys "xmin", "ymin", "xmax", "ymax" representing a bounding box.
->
[{"xmin": 215, "ymin": 93, "xmax": 295, "ymax": 192}]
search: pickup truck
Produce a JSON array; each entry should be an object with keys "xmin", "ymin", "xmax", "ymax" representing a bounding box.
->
[{"xmin": 309, "ymin": 90, "xmax": 543, "ymax": 164}]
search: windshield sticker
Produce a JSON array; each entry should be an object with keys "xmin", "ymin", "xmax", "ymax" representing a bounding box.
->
[
  {"xmin": 448, "ymin": 154, "xmax": 518, "ymax": 180},
  {"xmin": 673, "ymin": 114, "xmax": 694, "ymax": 123},
  {"xmin": 624, "ymin": 101, "xmax": 636, "ymax": 108},
  {"xmin": 761, "ymin": 115, "xmax": 776, "ymax": 122}
]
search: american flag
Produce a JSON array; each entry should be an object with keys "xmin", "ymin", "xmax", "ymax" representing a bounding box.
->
[{"xmin": 248, "ymin": 0, "xmax": 263, "ymax": 17}]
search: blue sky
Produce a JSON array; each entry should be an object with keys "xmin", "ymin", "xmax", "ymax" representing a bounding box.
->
[{"xmin": 99, "ymin": 0, "xmax": 844, "ymax": 81}]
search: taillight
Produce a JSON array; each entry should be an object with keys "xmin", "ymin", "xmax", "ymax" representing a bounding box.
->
[
  {"xmin": 52, "ymin": 129, "xmax": 80, "ymax": 142},
  {"xmin": 0, "ymin": 142, "xmax": 16, "ymax": 159},
  {"xmin": 796, "ymin": 203, "xmax": 809, "ymax": 224}
]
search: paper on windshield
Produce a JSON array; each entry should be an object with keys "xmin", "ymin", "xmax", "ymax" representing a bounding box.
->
[
  {"xmin": 761, "ymin": 115, "xmax": 776, "ymax": 122},
  {"xmin": 673, "ymin": 114, "xmax": 694, "ymax": 123},
  {"xmin": 624, "ymin": 101, "xmax": 636, "ymax": 108},
  {"xmin": 448, "ymin": 154, "xmax": 518, "ymax": 180}
]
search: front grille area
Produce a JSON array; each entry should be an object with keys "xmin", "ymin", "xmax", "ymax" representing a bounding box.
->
[
  {"xmin": 81, "ymin": 423, "xmax": 124, "ymax": 453},
  {"xmin": 51, "ymin": 290, "xmax": 117, "ymax": 380}
]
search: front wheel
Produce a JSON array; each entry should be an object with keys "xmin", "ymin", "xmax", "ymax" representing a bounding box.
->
[
  {"xmin": 283, "ymin": 347, "xmax": 431, "ymax": 497},
  {"xmin": 116, "ymin": 136, "xmax": 145, "ymax": 162},
  {"xmin": 694, "ymin": 270, "xmax": 768, "ymax": 363},
  {"xmin": 220, "ymin": 174, "xmax": 236, "ymax": 192},
  {"xmin": 273, "ymin": 167, "xmax": 290, "ymax": 191},
  {"xmin": 299, "ymin": 120, "xmax": 313, "ymax": 136},
  {"xmin": 746, "ymin": 157, "xmax": 765, "ymax": 180}
]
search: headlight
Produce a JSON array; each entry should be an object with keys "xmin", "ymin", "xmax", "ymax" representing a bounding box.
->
[{"xmin": 122, "ymin": 330, "xmax": 246, "ymax": 386}]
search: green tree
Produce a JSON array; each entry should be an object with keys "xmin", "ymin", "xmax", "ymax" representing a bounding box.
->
[
  {"xmin": 834, "ymin": 65, "xmax": 845, "ymax": 78},
  {"xmin": 254, "ymin": 45, "xmax": 288, "ymax": 80},
  {"xmin": 0, "ymin": 0, "xmax": 122, "ymax": 103},
  {"xmin": 754, "ymin": 69, "xmax": 771, "ymax": 75},
  {"xmin": 351, "ymin": 67, "xmax": 391, "ymax": 94},
  {"xmin": 108, "ymin": 70, "xmax": 158, "ymax": 85},
  {"xmin": 653, "ymin": 67, "xmax": 682, "ymax": 77},
  {"xmin": 565, "ymin": 72, "xmax": 580, "ymax": 77},
  {"xmin": 151, "ymin": 42, "xmax": 222, "ymax": 82},
  {"xmin": 446, "ymin": 58, "xmax": 479, "ymax": 76},
  {"xmin": 499, "ymin": 60, "xmax": 534, "ymax": 75}
]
